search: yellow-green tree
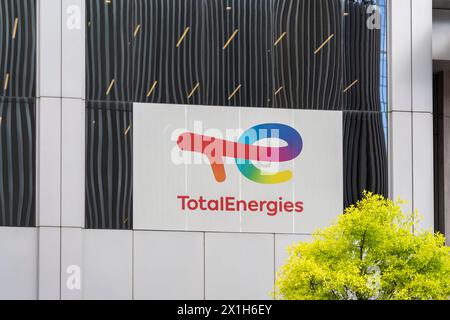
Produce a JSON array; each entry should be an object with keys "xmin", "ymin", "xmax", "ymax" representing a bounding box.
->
[{"xmin": 275, "ymin": 193, "xmax": 450, "ymax": 300}]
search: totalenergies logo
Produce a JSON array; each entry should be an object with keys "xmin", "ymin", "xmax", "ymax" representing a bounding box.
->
[{"xmin": 176, "ymin": 123, "xmax": 303, "ymax": 184}]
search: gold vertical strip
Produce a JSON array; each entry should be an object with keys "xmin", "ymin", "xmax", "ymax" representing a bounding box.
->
[
  {"xmin": 124, "ymin": 125, "xmax": 131, "ymax": 136},
  {"xmin": 146, "ymin": 80, "xmax": 158, "ymax": 97},
  {"xmin": 176, "ymin": 27, "xmax": 190, "ymax": 48},
  {"xmin": 343, "ymin": 79, "xmax": 359, "ymax": 93},
  {"xmin": 12, "ymin": 18, "xmax": 18, "ymax": 39},
  {"xmin": 4, "ymin": 73, "xmax": 10, "ymax": 91},
  {"xmin": 228, "ymin": 84, "xmax": 242, "ymax": 100},
  {"xmin": 314, "ymin": 34, "xmax": 335, "ymax": 54},
  {"xmin": 187, "ymin": 82, "xmax": 200, "ymax": 99},
  {"xmin": 274, "ymin": 86, "xmax": 284, "ymax": 95},
  {"xmin": 133, "ymin": 24, "xmax": 141, "ymax": 38},
  {"xmin": 274, "ymin": 32, "xmax": 287, "ymax": 46},
  {"xmin": 223, "ymin": 29, "xmax": 239, "ymax": 50},
  {"xmin": 106, "ymin": 79, "xmax": 115, "ymax": 95}
]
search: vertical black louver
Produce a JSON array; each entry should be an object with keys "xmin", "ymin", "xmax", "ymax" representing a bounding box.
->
[
  {"xmin": 85, "ymin": 0, "xmax": 133, "ymax": 229},
  {"xmin": 85, "ymin": 0, "xmax": 388, "ymax": 228},
  {"xmin": 85, "ymin": 102, "xmax": 132, "ymax": 230},
  {"xmin": 343, "ymin": 0, "xmax": 388, "ymax": 207},
  {"xmin": 0, "ymin": 0, "xmax": 36, "ymax": 227}
]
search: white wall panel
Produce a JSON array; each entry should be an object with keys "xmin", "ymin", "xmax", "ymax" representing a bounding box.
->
[
  {"xmin": 60, "ymin": 227, "xmax": 83, "ymax": 300},
  {"xmin": 61, "ymin": 99, "xmax": 84, "ymax": 227},
  {"xmin": 38, "ymin": 227, "xmax": 60, "ymax": 300},
  {"xmin": 389, "ymin": 112, "xmax": 413, "ymax": 213},
  {"xmin": 0, "ymin": 228, "xmax": 37, "ymax": 300},
  {"xmin": 134, "ymin": 231, "xmax": 204, "ymax": 300},
  {"xmin": 205, "ymin": 233, "xmax": 274, "ymax": 300},
  {"xmin": 411, "ymin": 0, "xmax": 432, "ymax": 112},
  {"xmin": 389, "ymin": 0, "xmax": 412, "ymax": 111},
  {"xmin": 413, "ymin": 112, "xmax": 434, "ymax": 231},
  {"xmin": 62, "ymin": 0, "xmax": 85, "ymax": 98},
  {"xmin": 83, "ymin": 230, "xmax": 132, "ymax": 300},
  {"xmin": 38, "ymin": 0, "xmax": 61, "ymax": 97},
  {"xmin": 38, "ymin": 98, "xmax": 61, "ymax": 226}
]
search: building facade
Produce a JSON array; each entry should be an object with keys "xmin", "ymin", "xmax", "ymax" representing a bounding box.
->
[{"xmin": 0, "ymin": 0, "xmax": 443, "ymax": 299}]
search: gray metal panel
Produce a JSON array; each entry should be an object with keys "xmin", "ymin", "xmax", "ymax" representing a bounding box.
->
[
  {"xmin": 37, "ymin": 97, "xmax": 61, "ymax": 226},
  {"xmin": 38, "ymin": 227, "xmax": 60, "ymax": 300},
  {"xmin": 0, "ymin": 227, "xmax": 37, "ymax": 299},
  {"xmin": 60, "ymin": 227, "xmax": 83, "ymax": 300},
  {"xmin": 62, "ymin": 0, "xmax": 85, "ymax": 98},
  {"xmin": 134, "ymin": 231, "xmax": 204, "ymax": 300},
  {"xmin": 83, "ymin": 230, "xmax": 133, "ymax": 300},
  {"xmin": 38, "ymin": 0, "xmax": 61, "ymax": 97},
  {"xmin": 61, "ymin": 98, "xmax": 85, "ymax": 227},
  {"xmin": 205, "ymin": 232, "xmax": 274, "ymax": 300}
]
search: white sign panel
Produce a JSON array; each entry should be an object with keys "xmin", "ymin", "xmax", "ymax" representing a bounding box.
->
[{"xmin": 134, "ymin": 103, "xmax": 343, "ymax": 234}]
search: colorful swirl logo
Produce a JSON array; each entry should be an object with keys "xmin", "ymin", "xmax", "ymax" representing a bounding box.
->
[
  {"xmin": 177, "ymin": 123, "xmax": 303, "ymax": 184},
  {"xmin": 235, "ymin": 123, "xmax": 302, "ymax": 184}
]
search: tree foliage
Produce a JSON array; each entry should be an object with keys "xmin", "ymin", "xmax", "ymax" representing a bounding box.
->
[{"xmin": 275, "ymin": 192, "xmax": 450, "ymax": 300}]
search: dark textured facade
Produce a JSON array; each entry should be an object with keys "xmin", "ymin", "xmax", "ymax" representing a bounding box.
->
[
  {"xmin": 85, "ymin": 0, "xmax": 388, "ymax": 229},
  {"xmin": 0, "ymin": 0, "xmax": 388, "ymax": 230},
  {"xmin": 0, "ymin": 0, "xmax": 36, "ymax": 227}
]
